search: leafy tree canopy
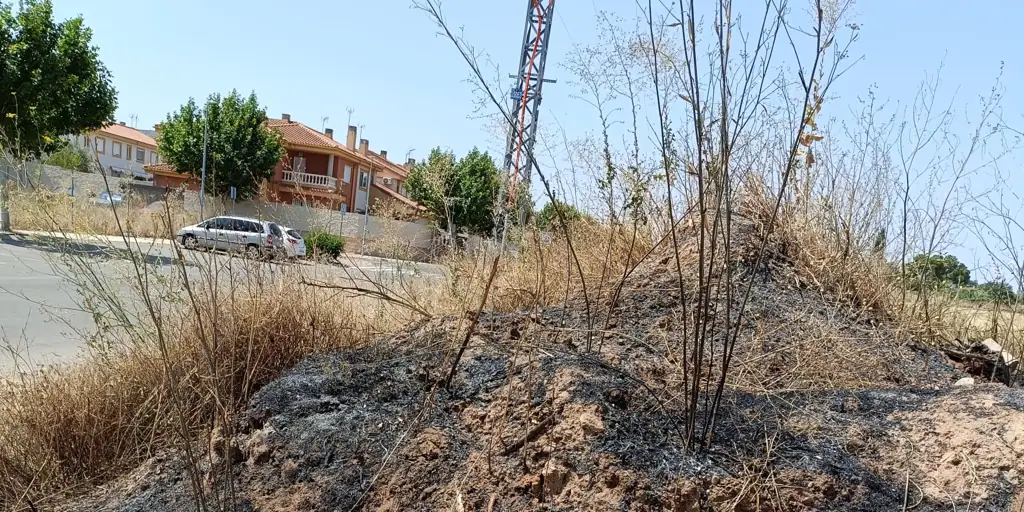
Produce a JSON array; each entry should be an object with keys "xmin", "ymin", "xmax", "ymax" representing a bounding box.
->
[
  {"xmin": 0, "ymin": 0, "xmax": 116, "ymax": 158},
  {"xmin": 157, "ymin": 91, "xmax": 283, "ymax": 201},
  {"xmin": 407, "ymin": 147, "xmax": 500, "ymax": 235},
  {"xmin": 907, "ymin": 253, "xmax": 972, "ymax": 289},
  {"xmin": 536, "ymin": 198, "xmax": 592, "ymax": 229}
]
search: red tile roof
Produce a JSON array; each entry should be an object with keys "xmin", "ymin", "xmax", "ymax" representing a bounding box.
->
[
  {"xmin": 266, "ymin": 119, "xmax": 342, "ymax": 150},
  {"xmin": 143, "ymin": 162, "xmax": 177, "ymax": 174},
  {"xmin": 266, "ymin": 118, "xmax": 372, "ymax": 163},
  {"xmin": 368, "ymin": 151, "xmax": 409, "ymax": 178},
  {"xmin": 373, "ymin": 182, "xmax": 425, "ymax": 211},
  {"xmin": 267, "ymin": 118, "xmax": 411, "ymax": 177},
  {"xmin": 97, "ymin": 123, "xmax": 157, "ymax": 147}
]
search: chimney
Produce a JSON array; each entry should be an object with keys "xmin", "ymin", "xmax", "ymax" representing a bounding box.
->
[
  {"xmin": 346, "ymin": 126, "xmax": 357, "ymax": 150},
  {"xmin": 119, "ymin": 121, "xmax": 126, "ymax": 126},
  {"xmin": 359, "ymin": 139, "xmax": 369, "ymax": 156},
  {"xmin": 406, "ymin": 157, "xmax": 415, "ymax": 168},
  {"xmin": 380, "ymin": 150, "xmax": 387, "ymax": 159},
  {"xmin": 324, "ymin": 128, "xmax": 334, "ymax": 139},
  {"xmin": 281, "ymin": 113, "xmax": 291, "ymax": 122}
]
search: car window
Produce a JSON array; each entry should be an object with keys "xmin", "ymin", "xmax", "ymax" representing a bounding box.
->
[
  {"xmin": 286, "ymin": 229, "xmax": 301, "ymax": 239},
  {"xmin": 268, "ymin": 223, "xmax": 283, "ymax": 237},
  {"xmin": 212, "ymin": 218, "xmax": 231, "ymax": 230},
  {"xmin": 247, "ymin": 221, "xmax": 264, "ymax": 233}
]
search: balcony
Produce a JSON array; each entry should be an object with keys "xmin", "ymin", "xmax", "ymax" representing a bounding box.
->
[{"xmin": 282, "ymin": 170, "xmax": 337, "ymax": 190}]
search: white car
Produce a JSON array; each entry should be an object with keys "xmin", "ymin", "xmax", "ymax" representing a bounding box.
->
[{"xmin": 281, "ymin": 226, "xmax": 306, "ymax": 258}]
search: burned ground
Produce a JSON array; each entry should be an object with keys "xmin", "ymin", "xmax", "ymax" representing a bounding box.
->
[{"xmin": 65, "ymin": 242, "xmax": 1024, "ymax": 511}]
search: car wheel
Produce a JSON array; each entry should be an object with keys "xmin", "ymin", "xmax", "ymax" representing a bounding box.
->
[
  {"xmin": 182, "ymin": 234, "xmax": 198, "ymax": 249},
  {"xmin": 245, "ymin": 244, "xmax": 262, "ymax": 259}
]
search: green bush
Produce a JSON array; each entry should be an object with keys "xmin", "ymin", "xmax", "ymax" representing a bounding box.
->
[
  {"xmin": 536, "ymin": 199, "xmax": 592, "ymax": 229},
  {"xmin": 959, "ymin": 280, "xmax": 1018, "ymax": 305},
  {"xmin": 45, "ymin": 144, "xmax": 92, "ymax": 173},
  {"xmin": 306, "ymin": 232, "xmax": 345, "ymax": 259}
]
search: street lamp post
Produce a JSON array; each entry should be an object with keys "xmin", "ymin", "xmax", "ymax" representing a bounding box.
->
[{"xmin": 199, "ymin": 112, "xmax": 208, "ymax": 220}]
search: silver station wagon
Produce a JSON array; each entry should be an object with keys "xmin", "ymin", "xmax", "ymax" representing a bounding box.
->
[{"xmin": 178, "ymin": 216, "xmax": 286, "ymax": 258}]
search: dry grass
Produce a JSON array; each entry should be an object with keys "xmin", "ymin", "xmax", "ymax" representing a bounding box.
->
[
  {"xmin": 0, "ymin": 206, "xmax": 645, "ymax": 509},
  {"xmin": 9, "ymin": 189, "xmax": 194, "ymax": 239},
  {"xmin": 0, "ymin": 252, "xmax": 404, "ymax": 508},
  {"xmin": 740, "ymin": 177, "xmax": 1024, "ymax": 371},
  {"xmin": 445, "ymin": 222, "xmax": 649, "ymax": 314}
]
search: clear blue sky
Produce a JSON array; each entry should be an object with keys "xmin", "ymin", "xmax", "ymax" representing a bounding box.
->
[{"xmin": 54, "ymin": 0, "xmax": 1024, "ymax": 279}]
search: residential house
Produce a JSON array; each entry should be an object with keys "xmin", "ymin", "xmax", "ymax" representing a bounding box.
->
[
  {"xmin": 69, "ymin": 122, "xmax": 161, "ymax": 180},
  {"xmin": 146, "ymin": 114, "xmax": 424, "ymax": 216}
]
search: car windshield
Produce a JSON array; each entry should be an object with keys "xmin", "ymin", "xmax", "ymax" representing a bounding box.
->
[{"xmin": 286, "ymin": 229, "xmax": 301, "ymax": 239}]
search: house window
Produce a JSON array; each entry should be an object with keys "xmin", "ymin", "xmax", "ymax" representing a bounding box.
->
[
  {"xmin": 135, "ymin": 147, "xmax": 144, "ymax": 163},
  {"xmin": 292, "ymin": 153, "xmax": 306, "ymax": 173},
  {"xmin": 343, "ymin": 165, "xmax": 352, "ymax": 183},
  {"xmin": 112, "ymin": 141, "xmax": 122, "ymax": 158},
  {"xmin": 358, "ymin": 171, "xmax": 369, "ymax": 189},
  {"xmin": 95, "ymin": 137, "xmax": 106, "ymax": 154},
  {"xmin": 292, "ymin": 198, "xmax": 308, "ymax": 208},
  {"xmin": 149, "ymin": 151, "xmax": 158, "ymax": 164},
  {"xmin": 126, "ymin": 145, "xmax": 132, "ymax": 160}
]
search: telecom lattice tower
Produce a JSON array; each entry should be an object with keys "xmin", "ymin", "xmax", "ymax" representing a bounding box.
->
[{"xmin": 501, "ymin": 0, "xmax": 556, "ymax": 230}]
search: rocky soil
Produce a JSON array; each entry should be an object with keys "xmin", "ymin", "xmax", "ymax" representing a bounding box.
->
[{"xmin": 65, "ymin": 231, "xmax": 1024, "ymax": 511}]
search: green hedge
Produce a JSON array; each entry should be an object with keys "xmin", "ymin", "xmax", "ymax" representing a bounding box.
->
[{"xmin": 306, "ymin": 232, "xmax": 345, "ymax": 259}]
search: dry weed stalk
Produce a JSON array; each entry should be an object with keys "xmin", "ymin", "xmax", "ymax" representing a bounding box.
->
[{"xmin": 0, "ymin": 193, "xmax": 401, "ymax": 509}]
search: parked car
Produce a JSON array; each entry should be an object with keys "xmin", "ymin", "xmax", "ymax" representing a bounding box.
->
[
  {"xmin": 93, "ymin": 191, "xmax": 124, "ymax": 206},
  {"xmin": 178, "ymin": 216, "xmax": 286, "ymax": 259},
  {"xmin": 281, "ymin": 226, "xmax": 307, "ymax": 259}
]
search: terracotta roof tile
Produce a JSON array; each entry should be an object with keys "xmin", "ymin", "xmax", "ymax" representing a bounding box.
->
[
  {"xmin": 368, "ymin": 151, "xmax": 409, "ymax": 178},
  {"xmin": 144, "ymin": 162, "xmax": 177, "ymax": 174},
  {"xmin": 373, "ymin": 182, "xmax": 425, "ymax": 211},
  {"xmin": 266, "ymin": 118, "xmax": 366, "ymax": 161},
  {"xmin": 97, "ymin": 124, "xmax": 157, "ymax": 147}
]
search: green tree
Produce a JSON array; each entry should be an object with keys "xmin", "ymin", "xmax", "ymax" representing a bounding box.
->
[
  {"xmin": 407, "ymin": 147, "xmax": 500, "ymax": 235},
  {"xmin": 0, "ymin": 0, "xmax": 116, "ymax": 157},
  {"xmin": 157, "ymin": 91, "xmax": 283, "ymax": 201},
  {"xmin": 977, "ymin": 280, "xmax": 1017, "ymax": 304},
  {"xmin": 907, "ymin": 253, "xmax": 972, "ymax": 289},
  {"xmin": 536, "ymin": 198, "xmax": 591, "ymax": 229}
]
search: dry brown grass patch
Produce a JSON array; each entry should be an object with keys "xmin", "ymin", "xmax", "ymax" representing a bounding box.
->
[{"xmin": 0, "ymin": 262, "xmax": 391, "ymax": 509}]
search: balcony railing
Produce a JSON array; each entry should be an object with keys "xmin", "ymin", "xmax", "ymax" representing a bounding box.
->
[{"xmin": 282, "ymin": 170, "xmax": 337, "ymax": 190}]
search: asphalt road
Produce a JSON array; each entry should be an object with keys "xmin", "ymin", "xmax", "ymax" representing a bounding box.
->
[{"xmin": 0, "ymin": 233, "xmax": 443, "ymax": 373}]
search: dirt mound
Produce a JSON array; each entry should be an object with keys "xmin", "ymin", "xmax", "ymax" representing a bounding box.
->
[
  {"xmin": 66, "ymin": 333, "xmax": 1022, "ymax": 511},
  {"xmin": 67, "ymin": 224, "xmax": 1023, "ymax": 511}
]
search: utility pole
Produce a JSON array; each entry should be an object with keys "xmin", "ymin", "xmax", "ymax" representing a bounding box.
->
[
  {"xmin": 0, "ymin": 159, "xmax": 10, "ymax": 232},
  {"xmin": 360, "ymin": 161, "xmax": 374, "ymax": 254},
  {"xmin": 199, "ymin": 111, "xmax": 208, "ymax": 220}
]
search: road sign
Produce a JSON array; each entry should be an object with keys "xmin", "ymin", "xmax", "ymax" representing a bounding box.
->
[
  {"xmin": 229, "ymin": 186, "xmax": 237, "ymax": 201},
  {"xmin": 511, "ymin": 88, "xmax": 523, "ymax": 101}
]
